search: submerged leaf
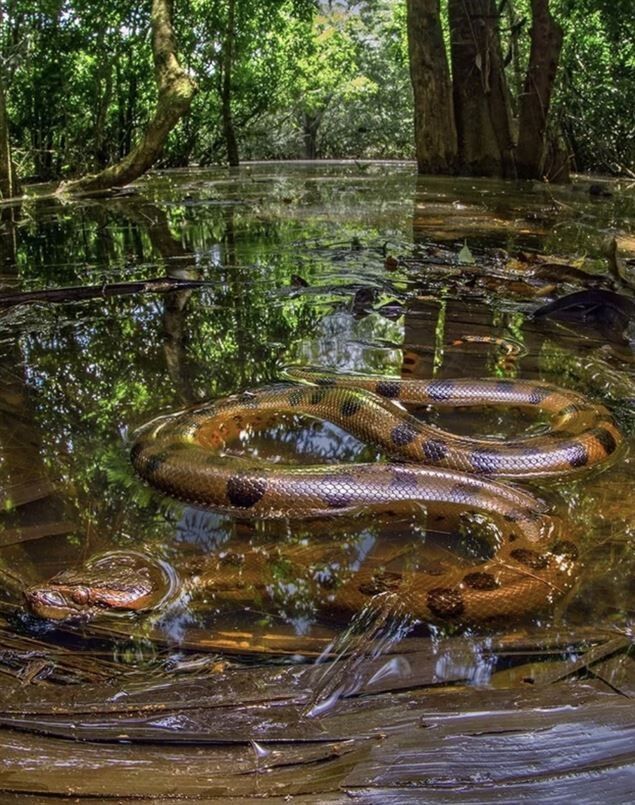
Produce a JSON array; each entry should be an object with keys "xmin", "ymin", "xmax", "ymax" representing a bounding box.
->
[{"xmin": 458, "ymin": 240, "xmax": 475, "ymax": 265}]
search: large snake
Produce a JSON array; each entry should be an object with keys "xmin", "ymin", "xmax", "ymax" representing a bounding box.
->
[
  {"xmin": 118, "ymin": 369, "xmax": 622, "ymax": 621},
  {"xmin": 26, "ymin": 369, "xmax": 622, "ymax": 623}
]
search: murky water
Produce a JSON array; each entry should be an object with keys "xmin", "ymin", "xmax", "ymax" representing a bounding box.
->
[{"xmin": 0, "ymin": 163, "xmax": 633, "ymax": 686}]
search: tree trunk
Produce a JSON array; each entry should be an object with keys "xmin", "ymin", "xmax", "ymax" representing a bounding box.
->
[
  {"xmin": 516, "ymin": 0, "xmax": 563, "ymax": 179},
  {"xmin": 504, "ymin": 0, "xmax": 525, "ymax": 115},
  {"xmin": 406, "ymin": 0, "xmax": 457, "ymax": 174},
  {"xmin": 221, "ymin": 0, "xmax": 239, "ymax": 166},
  {"xmin": 0, "ymin": 3, "xmax": 19, "ymax": 198},
  {"xmin": 0, "ymin": 63, "xmax": 19, "ymax": 199},
  {"xmin": 449, "ymin": 0, "xmax": 515, "ymax": 177},
  {"xmin": 303, "ymin": 110, "xmax": 323, "ymax": 159},
  {"xmin": 93, "ymin": 25, "xmax": 114, "ymax": 169},
  {"xmin": 59, "ymin": 0, "xmax": 196, "ymax": 194},
  {"xmin": 93, "ymin": 63, "xmax": 113, "ymax": 168}
]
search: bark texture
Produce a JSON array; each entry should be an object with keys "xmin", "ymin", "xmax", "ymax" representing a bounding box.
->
[
  {"xmin": 406, "ymin": 0, "xmax": 457, "ymax": 173},
  {"xmin": 59, "ymin": 0, "xmax": 196, "ymax": 194},
  {"xmin": 516, "ymin": 0, "xmax": 563, "ymax": 179},
  {"xmin": 449, "ymin": 0, "xmax": 515, "ymax": 177}
]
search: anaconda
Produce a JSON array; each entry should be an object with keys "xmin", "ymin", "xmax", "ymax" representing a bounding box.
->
[{"xmin": 25, "ymin": 369, "xmax": 622, "ymax": 624}]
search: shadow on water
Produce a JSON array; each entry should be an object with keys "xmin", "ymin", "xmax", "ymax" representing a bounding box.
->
[{"xmin": 0, "ymin": 163, "xmax": 633, "ymax": 799}]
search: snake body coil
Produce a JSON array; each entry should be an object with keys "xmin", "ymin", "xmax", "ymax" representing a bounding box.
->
[{"xmin": 126, "ymin": 369, "xmax": 621, "ymax": 623}]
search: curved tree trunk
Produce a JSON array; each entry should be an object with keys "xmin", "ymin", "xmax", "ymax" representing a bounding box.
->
[
  {"xmin": 406, "ymin": 0, "xmax": 457, "ymax": 174},
  {"xmin": 449, "ymin": 0, "xmax": 515, "ymax": 177},
  {"xmin": 516, "ymin": 0, "xmax": 563, "ymax": 179},
  {"xmin": 59, "ymin": 0, "xmax": 196, "ymax": 195}
]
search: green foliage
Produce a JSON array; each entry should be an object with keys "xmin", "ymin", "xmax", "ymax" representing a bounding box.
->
[
  {"xmin": 0, "ymin": 0, "xmax": 632, "ymax": 178},
  {"xmin": 244, "ymin": 0, "xmax": 413, "ymax": 159},
  {"xmin": 552, "ymin": 0, "xmax": 635, "ymax": 173},
  {"xmin": 3, "ymin": 0, "xmax": 154, "ymax": 180},
  {"xmin": 170, "ymin": 0, "xmax": 314, "ymax": 164}
]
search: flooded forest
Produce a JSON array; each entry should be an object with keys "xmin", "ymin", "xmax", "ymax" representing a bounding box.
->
[{"xmin": 0, "ymin": 1, "xmax": 633, "ymax": 801}]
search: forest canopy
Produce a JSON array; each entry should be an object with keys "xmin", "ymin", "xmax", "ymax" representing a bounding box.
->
[{"xmin": 0, "ymin": 0, "xmax": 633, "ymax": 192}]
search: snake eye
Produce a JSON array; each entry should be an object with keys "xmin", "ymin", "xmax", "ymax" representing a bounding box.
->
[{"xmin": 71, "ymin": 587, "xmax": 89, "ymax": 605}]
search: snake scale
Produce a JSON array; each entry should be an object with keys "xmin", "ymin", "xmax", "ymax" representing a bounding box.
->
[{"xmin": 121, "ymin": 368, "xmax": 620, "ymax": 622}]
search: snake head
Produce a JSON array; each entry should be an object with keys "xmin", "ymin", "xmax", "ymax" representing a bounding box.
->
[
  {"xmin": 23, "ymin": 584, "xmax": 96, "ymax": 621},
  {"xmin": 24, "ymin": 551, "xmax": 175, "ymax": 621}
]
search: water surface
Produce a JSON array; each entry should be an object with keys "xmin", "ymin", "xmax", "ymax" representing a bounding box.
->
[{"xmin": 0, "ymin": 162, "xmax": 632, "ymax": 685}]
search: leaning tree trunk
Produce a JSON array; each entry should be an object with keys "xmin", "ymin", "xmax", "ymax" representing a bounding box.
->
[
  {"xmin": 516, "ymin": 0, "xmax": 563, "ymax": 179},
  {"xmin": 59, "ymin": 0, "xmax": 196, "ymax": 194},
  {"xmin": 448, "ymin": 0, "xmax": 515, "ymax": 177},
  {"xmin": 406, "ymin": 0, "xmax": 457, "ymax": 174}
]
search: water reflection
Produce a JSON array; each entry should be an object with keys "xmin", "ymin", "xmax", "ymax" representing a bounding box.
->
[{"xmin": 0, "ymin": 165, "xmax": 632, "ymax": 683}]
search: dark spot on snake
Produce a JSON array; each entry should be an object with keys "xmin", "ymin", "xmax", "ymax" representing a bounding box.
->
[
  {"xmin": 528, "ymin": 386, "xmax": 552, "ymax": 404},
  {"xmin": 427, "ymin": 587, "xmax": 465, "ymax": 618},
  {"xmin": 550, "ymin": 540, "xmax": 579, "ymax": 560},
  {"xmin": 359, "ymin": 571, "xmax": 402, "ymax": 595},
  {"xmin": 510, "ymin": 548, "xmax": 549, "ymax": 570},
  {"xmin": 391, "ymin": 466, "xmax": 419, "ymax": 487},
  {"xmin": 391, "ymin": 423, "xmax": 418, "ymax": 447},
  {"xmin": 495, "ymin": 379, "xmax": 515, "ymax": 392},
  {"xmin": 426, "ymin": 380, "xmax": 455, "ymax": 402},
  {"xmin": 451, "ymin": 481, "xmax": 481, "ymax": 503},
  {"xmin": 226, "ymin": 475, "xmax": 267, "ymax": 508},
  {"xmin": 403, "ymin": 355, "xmax": 416, "ymax": 365},
  {"xmin": 470, "ymin": 448, "xmax": 504, "ymax": 474},
  {"xmin": 376, "ymin": 380, "xmax": 401, "ymax": 399},
  {"xmin": 316, "ymin": 377, "xmax": 336, "ymax": 387},
  {"xmin": 463, "ymin": 572, "xmax": 499, "ymax": 590},
  {"xmin": 288, "ymin": 390, "xmax": 304, "ymax": 406},
  {"xmin": 505, "ymin": 507, "xmax": 541, "ymax": 523},
  {"xmin": 144, "ymin": 452, "xmax": 169, "ymax": 478},
  {"xmin": 564, "ymin": 441, "xmax": 589, "ymax": 468},
  {"xmin": 340, "ymin": 397, "xmax": 362, "ymax": 417},
  {"xmin": 309, "ymin": 389, "xmax": 326, "ymax": 405},
  {"xmin": 592, "ymin": 427, "xmax": 618, "ymax": 455},
  {"xmin": 321, "ymin": 474, "xmax": 355, "ymax": 509},
  {"xmin": 422, "ymin": 438, "xmax": 448, "ymax": 463}
]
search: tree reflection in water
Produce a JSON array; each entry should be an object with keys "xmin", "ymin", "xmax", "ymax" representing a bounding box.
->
[{"xmin": 0, "ymin": 164, "xmax": 631, "ymax": 673}]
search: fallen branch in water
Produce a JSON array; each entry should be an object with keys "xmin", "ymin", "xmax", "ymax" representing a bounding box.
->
[{"xmin": 0, "ymin": 276, "xmax": 208, "ymax": 309}]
